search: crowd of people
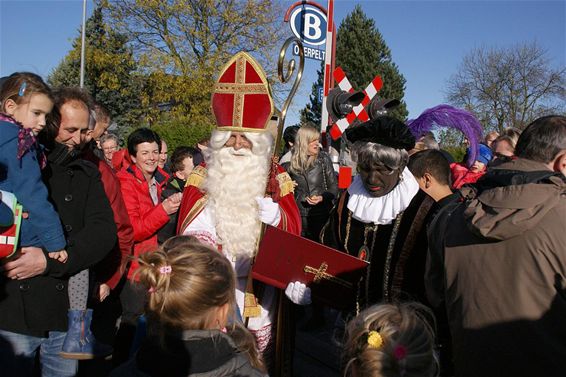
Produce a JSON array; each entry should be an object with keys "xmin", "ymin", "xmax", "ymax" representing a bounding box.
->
[{"xmin": 0, "ymin": 50, "xmax": 564, "ymax": 377}]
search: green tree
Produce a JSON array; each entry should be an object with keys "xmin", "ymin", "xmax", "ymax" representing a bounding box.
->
[
  {"xmin": 48, "ymin": 5, "xmax": 141, "ymax": 136},
  {"xmin": 297, "ymin": 61, "xmax": 324, "ymax": 127},
  {"xmin": 335, "ymin": 5, "xmax": 408, "ymax": 120},
  {"xmin": 151, "ymin": 115, "xmax": 213, "ymax": 153},
  {"xmin": 103, "ymin": 0, "xmax": 285, "ymax": 142}
]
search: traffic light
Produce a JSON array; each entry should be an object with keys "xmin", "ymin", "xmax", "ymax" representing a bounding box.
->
[
  {"xmin": 326, "ymin": 87, "xmax": 365, "ymax": 123},
  {"xmin": 367, "ymin": 97, "xmax": 400, "ymax": 118}
]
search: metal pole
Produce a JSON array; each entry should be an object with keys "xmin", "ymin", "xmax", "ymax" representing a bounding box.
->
[
  {"xmin": 79, "ymin": 0, "xmax": 87, "ymax": 88},
  {"xmin": 320, "ymin": 0, "xmax": 334, "ymax": 133}
]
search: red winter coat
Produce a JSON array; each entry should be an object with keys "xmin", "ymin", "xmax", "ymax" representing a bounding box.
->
[
  {"xmin": 117, "ymin": 164, "xmax": 170, "ymax": 280},
  {"xmin": 111, "ymin": 148, "xmax": 132, "ymax": 172},
  {"xmin": 450, "ymin": 162, "xmax": 486, "ymax": 189},
  {"xmin": 82, "ymin": 146, "xmax": 134, "ymax": 289}
]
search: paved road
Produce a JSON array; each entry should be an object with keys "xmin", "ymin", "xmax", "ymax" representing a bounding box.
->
[{"xmin": 293, "ymin": 307, "xmax": 342, "ymax": 377}]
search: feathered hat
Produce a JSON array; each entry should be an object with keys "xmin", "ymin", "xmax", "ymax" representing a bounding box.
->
[
  {"xmin": 211, "ymin": 52, "xmax": 274, "ymax": 133},
  {"xmin": 407, "ymin": 104, "xmax": 483, "ymax": 167},
  {"xmin": 345, "ymin": 116, "xmax": 416, "ymax": 151}
]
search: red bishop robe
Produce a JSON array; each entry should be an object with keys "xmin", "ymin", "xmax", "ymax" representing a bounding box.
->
[{"xmin": 175, "ymin": 160, "xmax": 301, "ymax": 358}]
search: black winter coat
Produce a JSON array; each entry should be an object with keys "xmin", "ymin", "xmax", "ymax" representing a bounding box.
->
[
  {"xmin": 111, "ymin": 330, "xmax": 267, "ymax": 377},
  {"xmin": 282, "ymin": 151, "xmax": 338, "ymax": 240},
  {"xmin": 0, "ymin": 146, "xmax": 117, "ymax": 337},
  {"xmin": 157, "ymin": 176, "xmax": 185, "ymax": 244}
]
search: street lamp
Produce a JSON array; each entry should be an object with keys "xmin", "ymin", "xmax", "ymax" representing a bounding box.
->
[{"xmin": 79, "ymin": 0, "xmax": 87, "ymax": 88}]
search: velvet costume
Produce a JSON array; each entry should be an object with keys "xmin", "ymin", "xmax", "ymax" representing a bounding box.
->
[{"xmin": 321, "ymin": 184, "xmax": 435, "ymax": 311}]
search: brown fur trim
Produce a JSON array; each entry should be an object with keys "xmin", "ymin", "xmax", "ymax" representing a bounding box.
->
[
  {"xmin": 337, "ymin": 191, "xmax": 348, "ymax": 243},
  {"xmin": 390, "ymin": 195, "xmax": 434, "ymax": 299}
]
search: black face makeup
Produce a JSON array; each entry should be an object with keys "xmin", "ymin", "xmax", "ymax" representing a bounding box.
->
[{"xmin": 357, "ymin": 162, "xmax": 402, "ymax": 197}]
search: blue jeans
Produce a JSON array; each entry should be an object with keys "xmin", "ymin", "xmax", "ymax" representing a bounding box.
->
[{"xmin": 0, "ymin": 329, "xmax": 77, "ymax": 377}]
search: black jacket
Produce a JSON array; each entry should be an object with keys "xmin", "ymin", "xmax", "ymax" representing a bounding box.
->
[
  {"xmin": 0, "ymin": 144, "xmax": 117, "ymax": 337},
  {"xmin": 157, "ymin": 176, "xmax": 185, "ymax": 244},
  {"xmin": 282, "ymin": 151, "xmax": 338, "ymax": 217},
  {"xmin": 111, "ymin": 330, "xmax": 267, "ymax": 377}
]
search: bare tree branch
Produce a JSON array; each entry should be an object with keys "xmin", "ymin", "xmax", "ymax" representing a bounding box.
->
[{"xmin": 445, "ymin": 41, "xmax": 565, "ymax": 133}]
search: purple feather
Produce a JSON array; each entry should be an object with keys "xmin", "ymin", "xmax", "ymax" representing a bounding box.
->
[{"xmin": 407, "ymin": 104, "xmax": 483, "ymax": 167}]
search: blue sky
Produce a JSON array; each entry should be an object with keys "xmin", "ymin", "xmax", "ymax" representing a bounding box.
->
[{"xmin": 1, "ymin": 0, "xmax": 564, "ymax": 126}]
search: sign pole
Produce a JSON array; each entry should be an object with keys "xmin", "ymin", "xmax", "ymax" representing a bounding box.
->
[{"xmin": 320, "ymin": 0, "xmax": 334, "ymax": 133}]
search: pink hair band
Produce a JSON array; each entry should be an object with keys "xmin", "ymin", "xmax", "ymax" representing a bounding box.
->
[{"xmin": 159, "ymin": 265, "xmax": 172, "ymax": 274}]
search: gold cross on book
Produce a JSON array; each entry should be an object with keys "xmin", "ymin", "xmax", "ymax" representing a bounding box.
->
[{"xmin": 303, "ymin": 262, "xmax": 353, "ymax": 289}]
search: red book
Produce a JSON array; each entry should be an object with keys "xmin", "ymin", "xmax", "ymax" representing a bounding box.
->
[{"xmin": 253, "ymin": 226, "xmax": 369, "ymax": 310}]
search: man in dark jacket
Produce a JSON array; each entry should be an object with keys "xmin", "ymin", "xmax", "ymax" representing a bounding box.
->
[
  {"xmin": 0, "ymin": 87, "xmax": 117, "ymax": 376},
  {"xmin": 430, "ymin": 115, "xmax": 566, "ymax": 377}
]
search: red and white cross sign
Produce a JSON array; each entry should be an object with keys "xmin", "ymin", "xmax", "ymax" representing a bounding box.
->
[{"xmin": 329, "ymin": 67, "xmax": 383, "ymax": 140}]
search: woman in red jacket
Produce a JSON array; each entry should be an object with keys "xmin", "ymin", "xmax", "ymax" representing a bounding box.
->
[{"xmin": 114, "ymin": 127, "xmax": 182, "ymax": 365}]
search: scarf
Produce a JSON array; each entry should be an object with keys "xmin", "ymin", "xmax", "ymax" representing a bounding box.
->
[
  {"xmin": 46, "ymin": 142, "xmax": 79, "ymax": 166},
  {"xmin": 0, "ymin": 113, "xmax": 46, "ymax": 168}
]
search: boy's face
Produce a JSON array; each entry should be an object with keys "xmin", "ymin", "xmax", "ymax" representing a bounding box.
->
[
  {"xmin": 174, "ymin": 156, "xmax": 195, "ymax": 181},
  {"xmin": 470, "ymin": 160, "xmax": 486, "ymax": 173}
]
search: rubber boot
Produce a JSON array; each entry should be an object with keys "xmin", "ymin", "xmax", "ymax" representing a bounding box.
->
[{"xmin": 59, "ymin": 309, "xmax": 113, "ymax": 360}]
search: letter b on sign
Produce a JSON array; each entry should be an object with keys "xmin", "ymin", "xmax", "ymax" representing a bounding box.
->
[
  {"xmin": 304, "ymin": 14, "xmax": 321, "ymax": 40},
  {"xmin": 289, "ymin": 6, "xmax": 327, "ymax": 46}
]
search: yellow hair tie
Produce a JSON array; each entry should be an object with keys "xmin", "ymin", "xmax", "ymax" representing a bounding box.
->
[{"xmin": 367, "ymin": 330, "xmax": 383, "ymax": 349}]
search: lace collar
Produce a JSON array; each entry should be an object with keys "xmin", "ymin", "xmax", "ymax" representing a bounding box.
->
[{"xmin": 347, "ymin": 167, "xmax": 420, "ymax": 225}]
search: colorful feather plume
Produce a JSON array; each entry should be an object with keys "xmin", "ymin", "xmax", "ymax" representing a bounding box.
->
[{"xmin": 407, "ymin": 104, "xmax": 483, "ymax": 167}]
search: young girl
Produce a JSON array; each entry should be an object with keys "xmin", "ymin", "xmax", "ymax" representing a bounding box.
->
[
  {"xmin": 111, "ymin": 243, "xmax": 267, "ymax": 376},
  {"xmin": 0, "ymin": 72, "xmax": 67, "ymax": 262},
  {"xmin": 343, "ymin": 302, "xmax": 438, "ymax": 377},
  {"xmin": 0, "ymin": 73, "xmax": 109, "ymax": 360}
]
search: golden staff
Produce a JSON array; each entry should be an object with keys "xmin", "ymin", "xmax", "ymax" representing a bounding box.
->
[
  {"xmin": 272, "ymin": 36, "xmax": 304, "ymax": 377},
  {"xmin": 274, "ymin": 37, "xmax": 305, "ymax": 154}
]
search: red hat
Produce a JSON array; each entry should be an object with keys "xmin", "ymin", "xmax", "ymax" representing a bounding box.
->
[{"xmin": 211, "ymin": 52, "xmax": 274, "ymax": 133}]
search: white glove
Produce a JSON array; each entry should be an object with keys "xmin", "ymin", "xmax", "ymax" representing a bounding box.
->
[
  {"xmin": 255, "ymin": 197, "xmax": 281, "ymax": 226},
  {"xmin": 285, "ymin": 281, "xmax": 312, "ymax": 305}
]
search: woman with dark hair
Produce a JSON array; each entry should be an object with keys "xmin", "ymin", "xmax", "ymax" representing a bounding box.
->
[
  {"xmin": 279, "ymin": 125, "xmax": 300, "ymax": 164},
  {"xmin": 114, "ymin": 127, "xmax": 182, "ymax": 364},
  {"xmin": 282, "ymin": 125, "xmax": 337, "ymax": 241}
]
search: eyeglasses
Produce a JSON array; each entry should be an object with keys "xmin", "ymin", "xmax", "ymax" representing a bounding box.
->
[{"xmin": 103, "ymin": 146, "xmax": 117, "ymax": 152}]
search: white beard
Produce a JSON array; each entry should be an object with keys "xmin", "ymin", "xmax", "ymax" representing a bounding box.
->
[{"xmin": 205, "ymin": 146, "xmax": 270, "ymax": 259}]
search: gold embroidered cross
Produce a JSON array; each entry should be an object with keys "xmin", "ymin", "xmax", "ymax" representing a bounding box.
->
[
  {"xmin": 303, "ymin": 262, "xmax": 353, "ymax": 288},
  {"xmin": 214, "ymin": 56, "xmax": 269, "ymax": 128}
]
